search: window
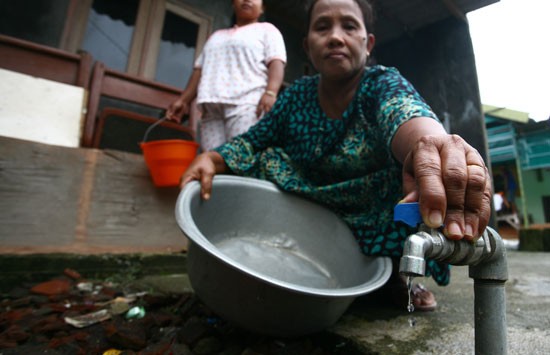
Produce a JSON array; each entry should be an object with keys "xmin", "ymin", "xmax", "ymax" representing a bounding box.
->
[
  {"xmin": 154, "ymin": 7, "xmax": 199, "ymax": 88},
  {"xmin": 62, "ymin": 0, "xmax": 211, "ymax": 88},
  {"xmin": 80, "ymin": 0, "xmax": 139, "ymax": 72}
]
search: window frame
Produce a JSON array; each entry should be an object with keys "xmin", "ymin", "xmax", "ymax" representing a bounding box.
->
[{"xmin": 60, "ymin": 0, "xmax": 211, "ymax": 81}]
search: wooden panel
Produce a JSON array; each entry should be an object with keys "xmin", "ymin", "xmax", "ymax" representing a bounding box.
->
[
  {"xmin": 82, "ymin": 61, "xmax": 196, "ymax": 147},
  {"xmin": 0, "ymin": 136, "xmax": 188, "ymax": 254},
  {"xmin": 86, "ymin": 152, "xmax": 185, "ymax": 249},
  {"xmin": 101, "ymin": 69, "xmax": 181, "ymax": 108},
  {"xmin": 0, "ymin": 137, "xmax": 84, "ymax": 248},
  {"xmin": 0, "ymin": 34, "xmax": 91, "ymax": 88},
  {"xmin": 94, "ymin": 108, "xmax": 195, "ymax": 153}
]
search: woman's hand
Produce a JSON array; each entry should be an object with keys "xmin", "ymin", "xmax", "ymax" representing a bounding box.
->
[
  {"xmin": 180, "ymin": 151, "xmax": 227, "ymax": 200},
  {"xmin": 401, "ymin": 134, "xmax": 492, "ymax": 241},
  {"xmin": 166, "ymin": 97, "xmax": 190, "ymax": 124}
]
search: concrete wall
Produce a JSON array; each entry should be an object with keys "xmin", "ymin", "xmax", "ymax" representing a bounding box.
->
[
  {"xmin": 0, "ymin": 69, "xmax": 86, "ymax": 148},
  {"xmin": 520, "ymin": 169, "xmax": 550, "ymax": 224},
  {"xmin": 266, "ymin": 15, "xmax": 310, "ymax": 83},
  {"xmin": 0, "ymin": 136, "xmax": 188, "ymax": 254},
  {"xmin": 374, "ymin": 17, "xmax": 488, "ymax": 164}
]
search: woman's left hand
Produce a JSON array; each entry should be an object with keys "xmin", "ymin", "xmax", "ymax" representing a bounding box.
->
[{"xmin": 400, "ymin": 134, "xmax": 492, "ymax": 241}]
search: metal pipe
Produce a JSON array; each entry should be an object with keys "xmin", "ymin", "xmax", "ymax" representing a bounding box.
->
[
  {"xmin": 399, "ymin": 225, "xmax": 508, "ymax": 354},
  {"xmin": 474, "ymin": 280, "xmax": 507, "ymax": 355}
]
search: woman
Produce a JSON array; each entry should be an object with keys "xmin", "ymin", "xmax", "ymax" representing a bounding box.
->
[
  {"xmin": 180, "ymin": 0, "xmax": 492, "ymax": 311},
  {"xmin": 166, "ymin": 0, "xmax": 286, "ymax": 151}
]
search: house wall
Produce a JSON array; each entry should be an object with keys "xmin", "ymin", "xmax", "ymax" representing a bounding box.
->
[
  {"xmin": 267, "ymin": 17, "xmax": 310, "ymax": 83},
  {"xmin": 177, "ymin": 0, "xmax": 232, "ymax": 30},
  {"xmin": 520, "ymin": 169, "xmax": 550, "ymax": 224},
  {"xmin": 0, "ymin": 0, "xmax": 306, "ymax": 86},
  {"xmin": 0, "ymin": 0, "xmax": 70, "ymax": 48},
  {"xmin": 0, "ymin": 1, "xmax": 490, "ymax": 158},
  {"xmin": 373, "ymin": 16, "xmax": 497, "ymax": 224},
  {"xmin": 374, "ymin": 17, "xmax": 488, "ymax": 164}
]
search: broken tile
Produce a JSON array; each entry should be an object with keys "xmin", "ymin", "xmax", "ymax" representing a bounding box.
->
[{"xmin": 30, "ymin": 279, "xmax": 71, "ymax": 296}]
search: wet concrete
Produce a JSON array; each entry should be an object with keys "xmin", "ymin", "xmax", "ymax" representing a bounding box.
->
[
  {"xmin": 331, "ymin": 250, "xmax": 550, "ymax": 354},
  {"xmin": 137, "ymin": 250, "xmax": 550, "ymax": 354},
  {"xmin": 2, "ymin": 250, "xmax": 548, "ymax": 353}
]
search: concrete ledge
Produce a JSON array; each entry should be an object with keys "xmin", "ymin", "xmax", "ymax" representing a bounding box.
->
[
  {"xmin": 0, "ymin": 136, "xmax": 188, "ymax": 255},
  {"xmin": 0, "ymin": 253, "xmax": 187, "ymax": 292}
]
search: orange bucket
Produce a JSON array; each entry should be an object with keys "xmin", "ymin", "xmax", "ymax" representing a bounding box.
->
[{"xmin": 140, "ymin": 118, "xmax": 199, "ymax": 187}]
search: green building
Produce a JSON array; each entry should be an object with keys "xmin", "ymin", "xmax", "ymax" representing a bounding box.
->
[{"xmin": 485, "ymin": 105, "xmax": 550, "ymax": 226}]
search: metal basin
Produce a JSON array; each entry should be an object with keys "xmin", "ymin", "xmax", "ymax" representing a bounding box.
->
[{"xmin": 175, "ymin": 175, "xmax": 391, "ymax": 337}]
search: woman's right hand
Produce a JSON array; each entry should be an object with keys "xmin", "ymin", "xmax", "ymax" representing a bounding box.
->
[
  {"xmin": 180, "ymin": 151, "xmax": 226, "ymax": 200},
  {"xmin": 166, "ymin": 97, "xmax": 190, "ymax": 123}
]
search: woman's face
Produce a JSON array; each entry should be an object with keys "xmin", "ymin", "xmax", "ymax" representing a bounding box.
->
[
  {"xmin": 233, "ymin": 0, "xmax": 263, "ymax": 25},
  {"xmin": 304, "ymin": 0, "xmax": 375, "ymax": 81}
]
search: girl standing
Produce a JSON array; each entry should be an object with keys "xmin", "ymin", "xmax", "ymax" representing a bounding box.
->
[{"xmin": 167, "ymin": 0, "xmax": 286, "ymax": 151}]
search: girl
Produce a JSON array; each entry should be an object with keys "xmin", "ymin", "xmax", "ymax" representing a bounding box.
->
[{"xmin": 166, "ymin": 0, "xmax": 286, "ymax": 151}]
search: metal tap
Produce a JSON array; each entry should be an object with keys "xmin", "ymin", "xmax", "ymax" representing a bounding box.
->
[
  {"xmin": 394, "ymin": 203, "xmax": 508, "ymax": 354},
  {"xmin": 399, "ymin": 224, "xmax": 502, "ymax": 278}
]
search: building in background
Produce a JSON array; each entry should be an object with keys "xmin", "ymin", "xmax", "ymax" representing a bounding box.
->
[{"xmin": 485, "ymin": 105, "xmax": 550, "ymax": 227}]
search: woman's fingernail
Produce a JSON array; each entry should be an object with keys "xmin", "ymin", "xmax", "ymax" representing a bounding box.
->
[
  {"xmin": 203, "ymin": 193, "xmax": 210, "ymax": 200},
  {"xmin": 428, "ymin": 210, "xmax": 443, "ymax": 227},
  {"xmin": 465, "ymin": 224, "xmax": 474, "ymax": 238},
  {"xmin": 446, "ymin": 222, "xmax": 462, "ymax": 237}
]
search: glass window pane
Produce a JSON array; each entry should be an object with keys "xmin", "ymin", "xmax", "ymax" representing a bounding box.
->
[
  {"xmin": 155, "ymin": 10, "xmax": 198, "ymax": 88},
  {"xmin": 81, "ymin": 0, "xmax": 139, "ymax": 72}
]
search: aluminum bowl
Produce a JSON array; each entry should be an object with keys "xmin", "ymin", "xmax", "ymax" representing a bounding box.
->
[{"xmin": 175, "ymin": 175, "xmax": 391, "ymax": 337}]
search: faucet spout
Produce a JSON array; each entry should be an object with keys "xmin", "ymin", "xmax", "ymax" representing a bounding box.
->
[
  {"xmin": 398, "ymin": 229, "xmax": 433, "ymax": 277},
  {"xmin": 399, "ymin": 224, "xmax": 504, "ymax": 280},
  {"xmin": 399, "ymin": 224, "xmax": 508, "ymax": 354},
  {"xmin": 394, "ymin": 203, "xmax": 508, "ymax": 353}
]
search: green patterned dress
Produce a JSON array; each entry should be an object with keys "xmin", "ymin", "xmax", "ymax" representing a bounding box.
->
[{"xmin": 215, "ymin": 65, "xmax": 450, "ymax": 285}]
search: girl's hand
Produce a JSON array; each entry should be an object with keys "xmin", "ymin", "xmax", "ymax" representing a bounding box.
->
[
  {"xmin": 256, "ymin": 92, "xmax": 277, "ymax": 117},
  {"xmin": 166, "ymin": 98, "xmax": 190, "ymax": 123}
]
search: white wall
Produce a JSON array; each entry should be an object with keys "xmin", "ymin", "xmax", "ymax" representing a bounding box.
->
[{"xmin": 0, "ymin": 69, "xmax": 86, "ymax": 147}]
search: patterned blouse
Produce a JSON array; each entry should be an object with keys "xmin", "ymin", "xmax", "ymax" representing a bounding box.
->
[
  {"xmin": 195, "ymin": 22, "xmax": 287, "ymax": 106},
  {"xmin": 215, "ymin": 65, "xmax": 450, "ymax": 285}
]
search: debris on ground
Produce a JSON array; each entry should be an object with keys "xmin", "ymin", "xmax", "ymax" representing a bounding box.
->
[{"xmin": 0, "ymin": 268, "xmax": 364, "ymax": 354}]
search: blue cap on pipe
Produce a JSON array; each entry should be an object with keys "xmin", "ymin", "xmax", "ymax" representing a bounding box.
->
[{"xmin": 393, "ymin": 202, "xmax": 422, "ymax": 227}]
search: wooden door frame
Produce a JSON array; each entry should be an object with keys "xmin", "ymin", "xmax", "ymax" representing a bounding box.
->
[{"xmin": 59, "ymin": 0, "xmax": 212, "ymax": 80}]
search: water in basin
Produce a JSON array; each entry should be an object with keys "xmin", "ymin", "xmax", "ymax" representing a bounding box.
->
[{"xmin": 214, "ymin": 233, "xmax": 340, "ymax": 289}]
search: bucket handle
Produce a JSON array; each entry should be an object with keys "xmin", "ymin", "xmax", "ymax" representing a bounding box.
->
[{"xmin": 142, "ymin": 116, "xmax": 168, "ymax": 143}]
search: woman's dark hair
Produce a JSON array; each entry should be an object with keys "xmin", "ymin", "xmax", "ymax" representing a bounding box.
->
[{"xmin": 304, "ymin": 0, "xmax": 375, "ymax": 34}]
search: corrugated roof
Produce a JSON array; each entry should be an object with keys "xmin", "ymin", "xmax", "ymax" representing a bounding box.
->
[{"xmin": 483, "ymin": 104, "xmax": 530, "ymax": 123}]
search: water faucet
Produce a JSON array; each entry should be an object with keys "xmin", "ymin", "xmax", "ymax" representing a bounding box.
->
[
  {"xmin": 399, "ymin": 223, "xmax": 504, "ymax": 278},
  {"xmin": 394, "ymin": 203, "xmax": 508, "ymax": 354}
]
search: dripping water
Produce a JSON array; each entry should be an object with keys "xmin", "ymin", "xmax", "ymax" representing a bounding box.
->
[
  {"xmin": 406, "ymin": 276, "xmax": 417, "ymax": 327},
  {"xmin": 407, "ymin": 276, "xmax": 414, "ymax": 313}
]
